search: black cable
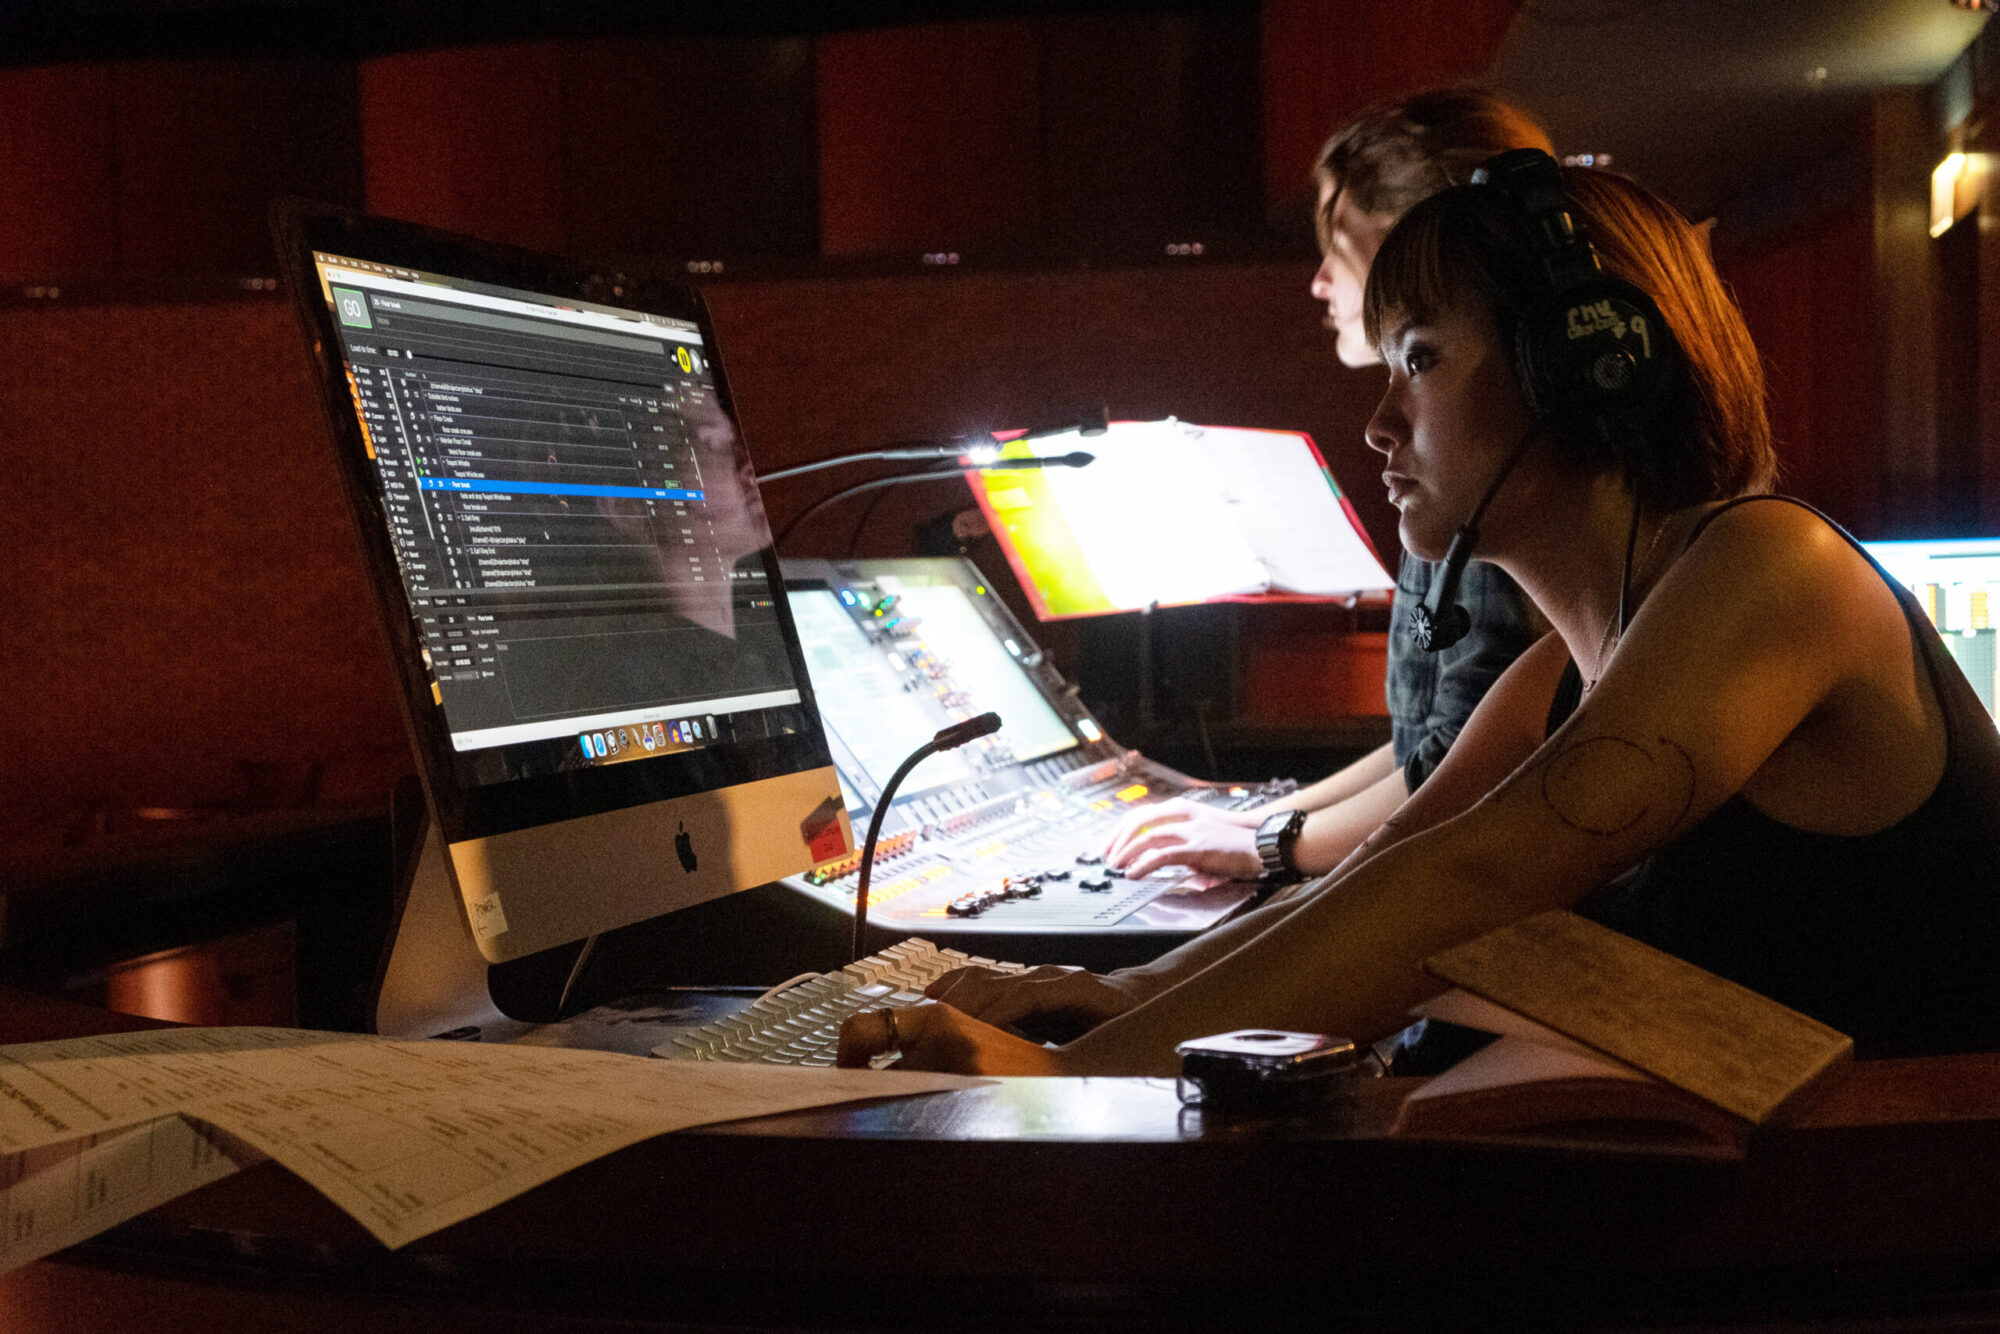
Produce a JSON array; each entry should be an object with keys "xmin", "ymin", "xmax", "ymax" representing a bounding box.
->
[
  {"xmin": 757, "ymin": 442, "xmax": 983, "ymax": 486},
  {"xmin": 844, "ymin": 486, "xmax": 896, "ymax": 557},
  {"xmin": 771, "ymin": 453, "xmax": 1094, "ymax": 554},
  {"xmin": 757, "ymin": 409, "xmax": 1107, "ymax": 488},
  {"xmin": 773, "ymin": 464, "xmax": 965, "ymax": 554},
  {"xmin": 852, "ymin": 712, "xmax": 1002, "ymax": 962}
]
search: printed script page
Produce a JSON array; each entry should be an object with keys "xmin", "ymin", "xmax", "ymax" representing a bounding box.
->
[
  {"xmin": 0, "ymin": 1114, "xmax": 250, "ymax": 1273},
  {"xmin": 1186, "ymin": 424, "xmax": 1394, "ymax": 596},
  {"xmin": 1032, "ymin": 419, "xmax": 1272, "ymax": 608},
  {"xmin": 0, "ymin": 1028, "xmax": 984, "ymax": 1253}
]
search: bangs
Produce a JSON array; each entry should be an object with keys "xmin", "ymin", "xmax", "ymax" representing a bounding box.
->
[{"xmin": 1361, "ymin": 188, "xmax": 1514, "ymax": 353}]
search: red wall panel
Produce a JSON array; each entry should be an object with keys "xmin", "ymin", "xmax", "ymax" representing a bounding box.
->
[
  {"xmin": 360, "ymin": 43, "xmax": 564, "ymax": 252},
  {"xmin": 1260, "ymin": 0, "xmax": 1529, "ymax": 207},
  {"xmin": 0, "ymin": 65, "xmax": 117, "ymax": 279},
  {"xmin": 110, "ymin": 58, "xmax": 360, "ymax": 273},
  {"xmin": 1037, "ymin": 12, "xmax": 1262, "ymax": 252},
  {"xmin": 0, "ymin": 299, "xmax": 405, "ymax": 850},
  {"xmin": 1719, "ymin": 198, "xmax": 1881, "ymax": 534},
  {"xmin": 560, "ymin": 35, "xmax": 818, "ymax": 261},
  {"xmin": 816, "ymin": 20, "xmax": 1044, "ymax": 256}
]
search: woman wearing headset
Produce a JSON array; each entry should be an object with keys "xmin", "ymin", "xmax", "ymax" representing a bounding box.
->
[{"xmin": 839, "ymin": 156, "xmax": 2000, "ymax": 1076}]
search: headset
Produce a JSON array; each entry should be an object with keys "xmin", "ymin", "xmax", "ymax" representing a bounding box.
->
[{"xmin": 1410, "ymin": 148, "xmax": 1682, "ymax": 653}]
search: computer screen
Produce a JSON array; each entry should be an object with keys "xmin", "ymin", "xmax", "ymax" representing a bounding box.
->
[
  {"xmin": 1863, "ymin": 536, "xmax": 2000, "ymax": 723},
  {"xmin": 966, "ymin": 418, "xmax": 1394, "ymax": 620},
  {"xmin": 276, "ymin": 203, "xmax": 846, "ymax": 965},
  {"xmin": 782, "ymin": 560, "xmax": 1084, "ymax": 813}
]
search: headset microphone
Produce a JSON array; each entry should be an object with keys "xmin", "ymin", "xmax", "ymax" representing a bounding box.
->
[{"xmin": 1409, "ymin": 428, "xmax": 1537, "ymax": 653}]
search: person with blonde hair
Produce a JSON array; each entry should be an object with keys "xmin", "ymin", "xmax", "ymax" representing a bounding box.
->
[{"xmin": 1107, "ymin": 89, "xmax": 1550, "ymax": 884}]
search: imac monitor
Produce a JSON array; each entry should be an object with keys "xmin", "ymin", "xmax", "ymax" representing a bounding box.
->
[
  {"xmin": 1862, "ymin": 536, "xmax": 2000, "ymax": 724},
  {"xmin": 274, "ymin": 202, "xmax": 848, "ymax": 967}
]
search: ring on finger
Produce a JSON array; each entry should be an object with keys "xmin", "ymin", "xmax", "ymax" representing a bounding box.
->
[{"xmin": 876, "ymin": 1007, "xmax": 901, "ymax": 1053}]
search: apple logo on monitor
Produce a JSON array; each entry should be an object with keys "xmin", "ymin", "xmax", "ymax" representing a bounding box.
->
[{"xmin": 675, "ymin": 822, "xmax": 697, "ymax": 873}]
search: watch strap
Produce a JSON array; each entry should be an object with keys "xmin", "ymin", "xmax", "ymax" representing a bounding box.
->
[{"xmin": 1255, "ymin": 809, "xmax": 1307, "ymax": 881}]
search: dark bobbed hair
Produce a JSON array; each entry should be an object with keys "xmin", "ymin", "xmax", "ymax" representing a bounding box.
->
[
  {"xmin": 1362, "ymin": 168, "xmax": 1776, "ymax": 511},
  {"xmin": 1313, "ymin": 87, "xmax": 1553, "ymax": 251}
]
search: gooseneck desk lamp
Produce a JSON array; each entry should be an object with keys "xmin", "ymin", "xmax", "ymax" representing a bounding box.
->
[
  {"xmin": 852, "ymin": 712, "xmax": 1004, "ymax": 962},
  {"xmin": 760, "ymin": 408, "xmax": 1109, "ymax": 553}
]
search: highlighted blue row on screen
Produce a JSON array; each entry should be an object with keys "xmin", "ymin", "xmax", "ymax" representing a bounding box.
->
[{"xmin": 419, "ymin": 477, "xmax": 705, "ymax": 501}]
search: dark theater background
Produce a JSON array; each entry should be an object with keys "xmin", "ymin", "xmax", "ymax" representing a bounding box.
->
[{"xmin": 1, "ymin": 0, "xmax": 1995, "ymax": 1025}]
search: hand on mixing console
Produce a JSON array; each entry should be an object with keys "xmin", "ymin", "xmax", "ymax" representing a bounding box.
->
[
  {"xmin": 922, "ymin": 964, "xmax": 1146, "ymax": 1044},
  {"xmin": 833, "ymin": 1000, "xmax": 1063, "ymax": 1075},
  {"xmin": 1103, "ymin": 798, "xmax": 1264, "ymax": 881}
]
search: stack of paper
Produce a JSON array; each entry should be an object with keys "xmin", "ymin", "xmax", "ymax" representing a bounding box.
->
[{"xmin": 0, "ymin": 1026, "xmax": 982, "ymax": 1273}]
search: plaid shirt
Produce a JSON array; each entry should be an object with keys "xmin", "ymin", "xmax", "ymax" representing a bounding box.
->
[{"xmin": 1385, "ymin": 550, "xmax": 1540, "ymax": 791}]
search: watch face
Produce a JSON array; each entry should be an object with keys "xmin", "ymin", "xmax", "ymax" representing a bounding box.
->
[{"xmin": 1256, "ymin": 808, "xmax": 1304, "ymax": 840}]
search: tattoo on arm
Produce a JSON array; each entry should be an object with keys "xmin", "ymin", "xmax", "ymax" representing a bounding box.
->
[{"xmin": 1538, "ymin": 734, "xmax": 1697, "ymax": 838}]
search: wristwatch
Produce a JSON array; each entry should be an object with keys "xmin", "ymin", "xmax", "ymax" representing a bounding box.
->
[{"xmin": 1254, "ymin": 809, "xmax": 1308, "ymax": 883}]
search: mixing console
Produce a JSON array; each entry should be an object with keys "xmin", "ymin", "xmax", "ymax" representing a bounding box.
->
[
  {"xmin": 779, "ymin": 555, "xmax": 1296, "ymax": 941},
  {"xmin": 784, "ymin": 751, "xmax": 1292, "ymax": 935}
]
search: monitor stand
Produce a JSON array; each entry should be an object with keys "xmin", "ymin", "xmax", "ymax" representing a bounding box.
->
[
  {"xmin": 369, "ymin": 785, "xmax": 534, "ymax": 1042},
  {"xmin": 361, "ymin": 783, "xmax": 822, "ymax": 1043}
]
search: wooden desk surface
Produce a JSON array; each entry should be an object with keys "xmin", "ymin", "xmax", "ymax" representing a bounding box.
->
[{"xmin": 5, "ymin": 985, "xmax": 2000, "ymax": 1332}]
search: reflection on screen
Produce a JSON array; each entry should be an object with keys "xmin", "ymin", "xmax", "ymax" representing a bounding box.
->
[
  {"xmin": 788, "ymin": 578, "xmax": 1079, "ymax": 806},
  {"xmin": 312, "ymin": 250, "xmax": 805, "ymax": 786},
  {"xmin": 887, "ymin": 584, "xmax": 1077, "ymax": 762},
  {"xmin": 1865, "ymin": 538, "xmax": 2000, "ymax": 724},
  {"xmin": 790, "ymin": 591, "xmax": 975, "ymax": 795}
]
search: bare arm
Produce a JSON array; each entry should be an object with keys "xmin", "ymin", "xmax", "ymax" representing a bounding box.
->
[
  {"xmin": 1262, "ymin": 740, "xmax": 1398, "ymax": 813},
  {"xmin": 872, "ymin": 506, "xmax": 1928, "ymax": 1074},
  {"xmin": 1052, "ymin": 510, "xmax": 1911, "ymax": 1074},
  {"xmin": 941, "ymin": 634, "xmax": 1570, "ymax": 1029}
]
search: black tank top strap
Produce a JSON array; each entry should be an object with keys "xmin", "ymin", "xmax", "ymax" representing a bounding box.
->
[
  {"xmin": 1546, "ymin": 494, "xmax": 1938, "ymax": 741},
  {"xmin": 1571, "ymin": 493, "xmax": 2000, "ymax": 1056},
  {"xmin": 1680, "ymin": 495, "xmax": 1962, "ymax": 754},
  {"xmin": 1545, "ymin": 658, "xmax": 1584, "ymax": 737}
]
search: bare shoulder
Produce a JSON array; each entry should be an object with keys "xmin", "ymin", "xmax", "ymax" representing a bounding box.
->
[
  {"xmin": 1668, "ymin": 500, "xmax": 1891, "ymax": 626},
  {"xmin": 1680, "ymin": 500, "xmax": 1868, "ymax": 581}
]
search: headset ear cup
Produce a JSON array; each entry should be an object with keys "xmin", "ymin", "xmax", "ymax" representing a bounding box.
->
[
  {"xmin": 1512, "ymin": 306, "xmax": 1558, "ymax": 424},
  {"xmin": 1516, "ymin": 278, "xmax": 1677, "ymax": 455}
]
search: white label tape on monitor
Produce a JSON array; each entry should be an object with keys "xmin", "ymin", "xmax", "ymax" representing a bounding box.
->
[{"xmin": 466, "ymin": 892, "xmax": 510, "ymax": 941}]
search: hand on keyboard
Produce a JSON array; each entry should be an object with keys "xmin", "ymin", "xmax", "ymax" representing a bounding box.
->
[
  {"xmin": 834, "ymin": 999, "xmax": 1064, "ymax": 1076},
  {"xmin": 923, "ymin": 963, "xmax": 1144, "ymax": 1046},
  {"xmin": 653, "ymin": 939, "xmax": 1027, "ymax": 1067}
]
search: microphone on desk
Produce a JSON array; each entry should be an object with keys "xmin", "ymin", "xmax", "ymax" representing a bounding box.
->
[{"xmin": 852, "ymin": 712, "xmax": 1003, "ymax": 963}]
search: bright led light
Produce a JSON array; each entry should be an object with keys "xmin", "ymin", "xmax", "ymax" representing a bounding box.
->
[
  {"xmin": 966, "ymin": 445, "xmax": 1000, "ymax": 466},
  {"xmin": 1933, "ymin": 153, "xmax": 1972, "ymax": 237}
]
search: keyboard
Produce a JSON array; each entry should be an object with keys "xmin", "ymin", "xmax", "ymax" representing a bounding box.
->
[{"xmin": 650, "ymin": 938, "xmax": 1026, "ymax": 1066}]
